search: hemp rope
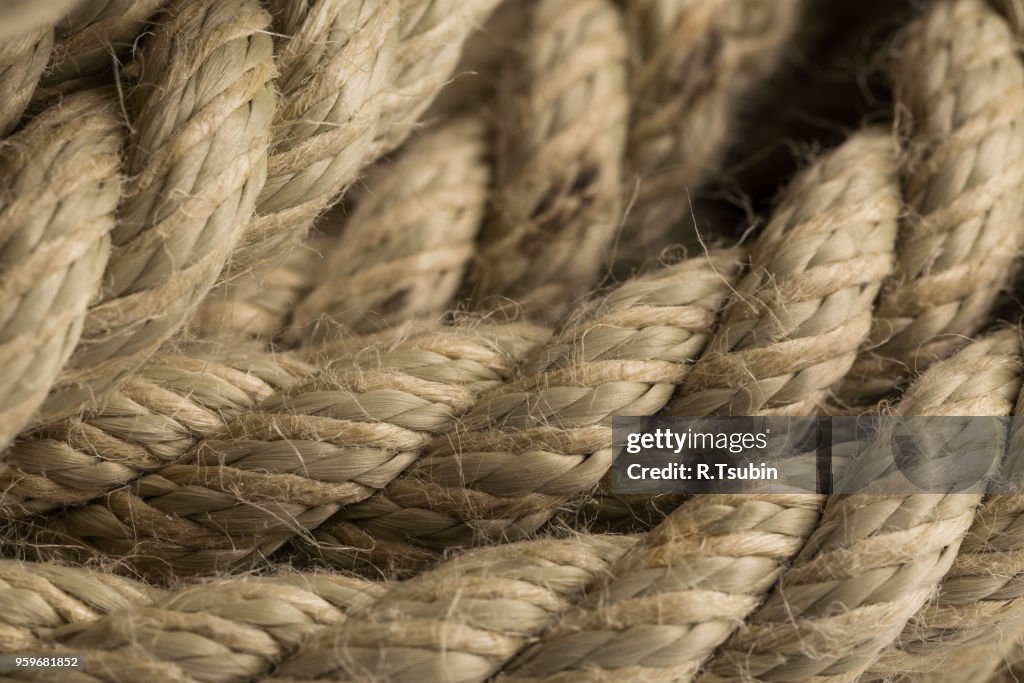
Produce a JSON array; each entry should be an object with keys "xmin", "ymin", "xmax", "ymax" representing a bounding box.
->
[
  {"xmin": 498, "ymin": 495, "xmax": 824, "ymax": 682},
  {"xmin": 194, "ymin": 235, "xmax": 333, "ymax": 340},
  {"xmin": 39, "ymin": 0, "xmax": 277, "ymax": 420},
  {"xmin": 467, "ymin": 0, "xmax": 628, "ymax": 320},
  {"xmin": 841, "ymin": 0, "xmax": 1024, "ymax": 402},
  {"xmin": 37, "ymin": 322, "xmax": 548, "ymax": 578},
  {"xmin": 289, "ymin": 115, "xmax": 490, "ymax": 343},
  {"xmin": 484, "ymin": 128, "xmax": 902, "ymax": 683},
  {"xmin": 40, "ymin": 0, "xmax": 168, "ymax": 96},
  {"xmin": 672, "ymin": 128, "xmax": 900, "ymax": 417},
  {"xmin": 0, "ymin": 350, "xmax": 314, "ymax": 518},
  {"xmin": 0, "ymin": 90, "xmax": 121, "ymax": 452},
  {"xmin": 699, "ymin": 329, "xmax": 1021, "ymax": 682},
  {"xmin": 272, "ymin": 536, "xmax": 635, "ymax": 682},
  {"xmin": 0, "ymin": 560, "xmax": 161, "ymax": 653},
  {"xmin": 612, "ymin": 0, "xmax": 801, "ymax": 274},
  {"xmin": 317, "ymin": 250, "xmax": 740, "ymax": 575}
]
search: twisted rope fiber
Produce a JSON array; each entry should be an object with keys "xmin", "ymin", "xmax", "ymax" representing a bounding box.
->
[
  {"xmin": 195, "ymin": 235, "xmax": 333, "ymax": 340},
  {"xmin": 612, "ymin": 0, "xmax": 801, "ymax": 273},
  {"xmin": 0, "ymin": 560, "xmax": 160, "ymax": 653},
  {"xmin": 698, "ymin": 329, "xmax": 1021, "ymax": 682},
  {"xmin": 672, "ymin": 128, "xmax": 900, "ymax": 417},
  {"xmin": 37, "ymin": 322, "xmax": 548, "ymax": 578},
  {"xmin": 289, "ymin": 114, "xmax": 490, "ymax": 343},
  {"xmin": 841, "ymin": 0, "xmax": 1024, "ymax": 402},
  {"xmin": 39, "ymin": 0, "xmax": 168, "ymax": 96},
  {"xmin": 0, "ymin": 90, "xmax": 121, "ymax": 452},
  {"xmin": 228, "ymin": 0, "xmax": 501, "ymax": 276},
  {"xmin": 0, "ymin": 349, "xmax": 315, "ymax": 519},
  {"xmin": 317, "ymin": 250, "xmax": 740, "ymax": 574},
  {"xmin": 486, "ymin": 127, "xmax": 901, "ymax": 683},
  {"xmin": 39, "ymin": 0, "xmax": 278, "ymax": 420},
  {"xmin": 0, "ymin": 567, "xmax": 382, "ymax": 683},
  {"xmin": 467, "ymin": 0, "xmax": 628, "ymax": 319}
]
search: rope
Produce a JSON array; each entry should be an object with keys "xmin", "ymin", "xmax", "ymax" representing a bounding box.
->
[
  {"xmin": 318, "ymin": 250, "xmax": 740, "ymax": 575},
  {"xmin": 468, "ymin": 0, "xmax": 628, "ymax": 319},
  {"xmin": 841, "ymin": 0, "xmax": 1024, "ymax": 401},
  {"xmin": 289, "ymin": 115, "xmax": 490, "ymax": 342},
  {"xmin": 1, "ymin": 349, "xmax": 313, "ymax": 517},
  {"xmin": 39, "ymin": 0, "xmax": 277, "ymax": 419},
  {"xmin": 36, "ymin": 322, "xmax": 547, "ymax": 579},
  {"xmin": 0, "ymin": 90, "xmax": 121, "ymax": 451},
  {"xmin": 700, "ymin": 329, "xmax": 1021, "ymax": 682},
  {"xmin": 612, "ymin": 0, "xmax": 802, "ymax": 273},
  {"xmin": 672, "ymin": 127, "xmax": 900, "ymax": 416}
]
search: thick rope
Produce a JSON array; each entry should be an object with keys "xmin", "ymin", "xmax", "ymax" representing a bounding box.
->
[
  {"xmin": 485, "ymin": 128, "xmax": 903, "ymax": 682},
  {"xmin": 318, "ymin": 250, "xmax": 740, "ymax": 575},
  {"xmin": 672, "ymin": 128, "xmax": 900, "ymax": 416},
  {"xmin": 841, "ymin": 0, "xmax": 1024, "ymax": 402},
  {"xmin": 39, "ymin": 0, "xmax": 277, "ymax": 419},
  {"xmin": 289, "ymin": 115, "xmax": 490, "ymax": 342},
  {"xmin": 859, "ymin": 381, "xmax": 1024, "ymax": 680},
  {"xmin": 0, "ymin": 3, "xmax": 72, "ymax": 136},
  {"xmin": 0, "ymin": 560, "xmax": 160, "ymax": 652},
  {"xmin": 40, "ymin": 0, "xmax": 168, "ymax": 95},
  {"xmin": 195, "ymin": 235, "xmax": 333, "ymax": 340},
  {"xmin": 498, "ymin": 495, "xmax": 823, "ymax": 682},
  {"xmin": 272, "ymin": 536, "xmax": 635, "ymax": 682},
  {"xmin": 612, "ymin": 0, "xmax": 801, "ymax": 273},
  {"xmin": 0, "ymin": 90, "xmax": 121, "ymax": 452},
  {"xmin": 467, "ymin": 0, "xmax": 628, "ymax": 319},
  {"xmin": 699, "ymin": 329, "xmax": 1021, "ymax": 682},
  {"xmin": 0, "ymin": 350, "xmax": 314, "ymax": 518},
  {"xmin": 38, "ymin": 323, "xmax": 547, "ymax": 578}
]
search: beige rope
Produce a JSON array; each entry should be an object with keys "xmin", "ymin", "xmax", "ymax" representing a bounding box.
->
[
  {"xmin": 0, "ymin": 350, "xmax": 314, "ymax": 518},
  {"xmin": 673, "ymin": 128, "xmax": 900, "ymax": 416},
  {"xmin": 289, "ymin": 115, "xmax": 490, "ymax": 343},
  {"xmin": 273, "ymin": 536, "xmax": 635, "ymax": 682},
  {"xmin": 497, "ymin": 495, "xmax": 823, "ymax": 683},
  {"xmin": 468, "ymin": 0, "xmax": 628, "ymax": 319},
  {"xmin": 613, "ymin": 0, "xmax": 802, "ymax": 273},
  {"xmin": 0, "ymin": 90, "xmax": 121, "ymax": 452},
  {"xmin": 700, "ymin": 329, "xmax": 1021, "ymax": 682},
  {"xmin": 842, "ymin": 0, "xmax": 1024, "ymax": 402},
  {"xmin": 41, "ymin": 0, "xmax": 167, "ymax": 95},
  {"xmin": 39, "ymin": 0, "xmax": 277, "ymax": 420},
  {"xmin": 194, "ymin": 235, "xmax": 333, "ymax": 341},
  {"xmin": 39, "ymin": 322, "xmax": 547, "ymax": 578},
  {"xmin": 318, "ymin": 250, "xmax": 740, "ymax": 575}
]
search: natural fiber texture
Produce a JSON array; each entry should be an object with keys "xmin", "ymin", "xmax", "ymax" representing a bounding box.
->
[
  {"xmin": 43, "ymin": 573, "xmax": 381, "ymax": 683},
  {"xmin": 500, "ymin": 495, "xmax": 824, "ymax": 682},
  {"xmin": 371, "ymin": 0, "xmax": 502, "ymax": 157},
  {"xmin": 0, "ymin": 2, "xmax": 78, "ymax": 43},
  {"xmin": 0, "ymin": 90, "xmax": 121, "ymax": 452},
  {"xmin": 40, "ymin": 0, "xmax": 168, "ymax": 94},
  {"xmin": 290, "ymin": 115, "xmax": 490, "ymax": 342},
  {"xmin": 319, "ymin": 250, "xmax": 740, "ymax": 575},
  {"xmin": 40, "ymin": 322, "xmax": 548, "ymax": 578},
  {"xmin": 40, "ymin": 0, "xmax": 277, "ymax": 419},
  {"xmin": 700, "ymin": 329, "xmax": 1022, "ymax": 682},
  {"xmin": 194, "ymin": 235, "xmax": 332, "ymax": 340},
  {"xmin": 613, "ymin": 0, "xmax": 801, "ymax": 273},
  {"xmin": 673, "ymin": 129, "xmax": 900, "ymax": 416},
  {"xmin": 860, "ymin": 379, "xmax": 1024, "ymax": 680},
  {"xmin": 273, "ymin": 536, "xmax": 635, "ymax": 682},
  {"xmin": 0, "ymin": 26, "xmax": 52, "ymax": 138},
  {"xmin": 468, "ymin": 0, "xmax": 628, "ymax": 319},
  {"xmin": 0, "ymin": 349, "xmax": 314, "ymax": 518},
  {"xmin": 842, "ymin": 0, "xmax": 1024, "ymax": 401},
  {"xmin": 0, "ymin": 560, "xmax": 160, "ymax": 652},
  {"xmin": 231, "ymin": 0, "xmax": 398, "ymax": 273}
]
